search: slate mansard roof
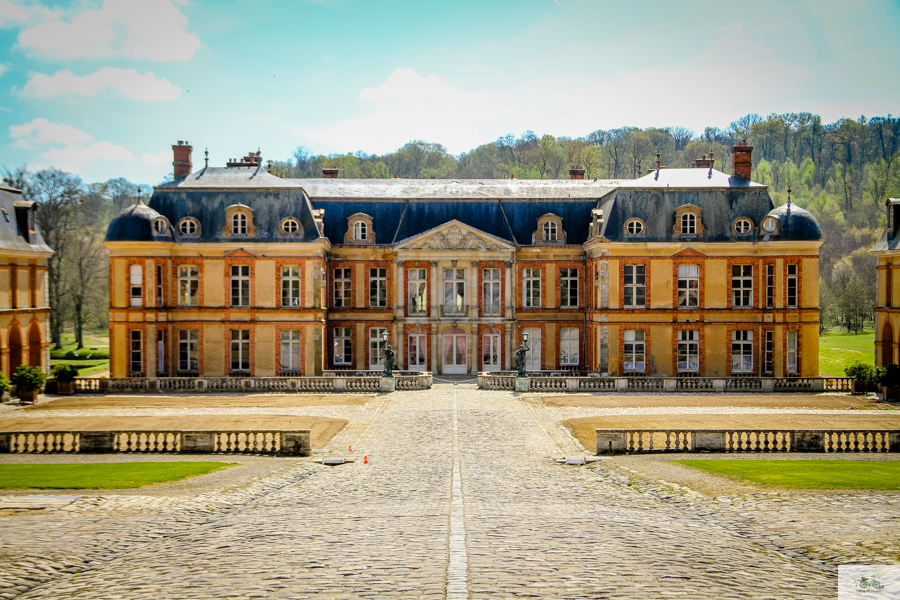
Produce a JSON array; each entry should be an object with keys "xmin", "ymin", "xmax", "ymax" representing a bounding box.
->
[
  {"xmin": 0, "ymin": 184, "xmax": 53, "ymax": 254},
  {"xmin": 105, "ymin": 165, "xmax": 822, "ymax": 245}
]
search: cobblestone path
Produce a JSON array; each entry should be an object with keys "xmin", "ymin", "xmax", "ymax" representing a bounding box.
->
[{"xmin": 1, "ymin": 386, "xmax": 891, "ymax": 598}]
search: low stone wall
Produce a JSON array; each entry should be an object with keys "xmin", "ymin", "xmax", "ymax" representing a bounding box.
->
[
  {"xmin": 72, "ymin": 374, "xmax": 433, "ymax": 394},
  {"xmin": 595, "ymin": 428, "xmax": 900, "ymax": 454},
  {"xmin": 479, "ymin": 374, "xmax": 853, "ymax": 393},
  {"xmin": 0, "ymin": 430, "xmax": 312, "ymax": 456}
]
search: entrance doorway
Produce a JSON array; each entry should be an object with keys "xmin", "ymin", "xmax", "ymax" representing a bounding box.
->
[
  {"xmin": 441, "ymin": 328, "xmax": 467, "ymax": 375},
  {"xmin": 28, "ymin": 324, "xmax": 41, "ymax": 370},
  {"xmin": 7, "ymin": 325, "xmax": 22, "ymax": 377},
  {"xmin": 408, "ymin": 328, "xmax": 427, "ymax": 372},
  {"xmin": 523, "ymin": 328, "xmax": 541, "ymax": 372},
  {"xmin": 482, "ymin": 328, "xmax": 501, "ymax": 372},
  {"xmin": 883, "ymin": 321, "xmax": 894, "ymax": 366}
]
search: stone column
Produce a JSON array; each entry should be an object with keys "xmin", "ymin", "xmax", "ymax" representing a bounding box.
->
[
  {"xmin": 469, "ymin": 261, "xmax": 479, "ymax": 319},
  {"xmin": 395, "ymin": 260, "xmax": 405, "ymax": 318},
  {"xmin": 430, "ymin": 261, "xmax": 439, "ymax": 319}
]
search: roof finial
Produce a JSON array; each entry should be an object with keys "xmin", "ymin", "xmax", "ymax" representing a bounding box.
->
[
  {"xmin": 137, "ymin": 188, "xmax": 142, "ymax": 205},
  {"xmin": 708, "ymin": 152, "xmax": 714, "ymax": 179},
  {"xmin": 637, "ymin": 162, "xmax": 642, "ymax": 178},
  {"xmin": 787, "ymin": 187, "xmax": 792, "ymax": 206},
  {"xmin": 204, "ymin": 147, "xmax": 209, "ymax": 168},
  {"xmin": 655, "ymin": 152, "xmax": 661, "ymax": 180}
]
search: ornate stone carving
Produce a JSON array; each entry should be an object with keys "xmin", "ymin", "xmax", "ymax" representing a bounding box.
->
[{"xmin": 412, "ymin": 225, "xmax": 502, "ymax": 251}]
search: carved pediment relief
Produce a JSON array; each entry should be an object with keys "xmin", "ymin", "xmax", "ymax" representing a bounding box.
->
[{"xmin": 398, "ymin": 221, "xmax": 512, "ymax": 251}]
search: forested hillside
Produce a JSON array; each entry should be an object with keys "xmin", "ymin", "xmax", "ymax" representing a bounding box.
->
[{"xmin": 4, "ymin": 112, "xmax": 898, "ymax": 343}]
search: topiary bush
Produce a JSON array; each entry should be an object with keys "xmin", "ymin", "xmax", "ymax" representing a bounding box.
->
[
  {"xmin": 11, "ymin": 365, "xmax": 47, "ymax": 392},
  {"xmin": 51, "ymin": 364, "xmax": 80, "ymax": 383},
  {"xmin": 845, "ymin": 360, "xmax": 874, "ymax": 382}
]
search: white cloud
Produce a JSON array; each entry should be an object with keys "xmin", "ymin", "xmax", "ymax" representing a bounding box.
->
[
  {"xmin": 42, "ymin": 142, "xmax": 135, "ymax": 174},
  {"xmin": 142, "ymin": 150, "xmax": 169, "ymax": 165},
  {"xmin": 9, "ymin": 117, "xmax": 92, "ymax": 148},
  {"xmin": 22, "ymin": 68, "xmax": 181, "ymax": 101},
  {"xmin": 0, "ymin": 64, "xmax": 7, "ymax": 77},
  {"xmin": 17, "ymin": 0, "xmax": 200, "ymax": 61},
  {"xmin": 0, "ymin": 0, "xmax": 61, "ymax": 29}
]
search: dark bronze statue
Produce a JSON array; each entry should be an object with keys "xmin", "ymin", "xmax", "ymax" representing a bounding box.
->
[
  {"xmin": 383, "ymin": 344, "xmax": 395, "ymax": 378},
  {"xmin": 514, "ymin": 339, "xmax": 530, "ymax": 377}
]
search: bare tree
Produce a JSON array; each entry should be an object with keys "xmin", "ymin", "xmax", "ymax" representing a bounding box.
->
[
  {"xmin": 64, "ymin": 228, "xmax": 108, "ymax": 349},
  {"xmin": 671, "ymin": 127, "xmax": 694, "ymax": 152},
  {"xmin": 2, "ymin": 165, "xmax": 29, "ymax": 190}
]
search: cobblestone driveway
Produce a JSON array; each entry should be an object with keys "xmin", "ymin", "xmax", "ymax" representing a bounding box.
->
[{"xmin": 1, "ymin": 385, "xmax": 896, "ymax": 599}]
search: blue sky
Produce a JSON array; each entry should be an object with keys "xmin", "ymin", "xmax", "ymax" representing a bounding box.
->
[{"xmin": 1, "ymin": 0, "xmax": 898, "ymax": 184}]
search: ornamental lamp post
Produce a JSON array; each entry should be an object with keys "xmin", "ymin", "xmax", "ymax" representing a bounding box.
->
[{"xmin": 381, "ymin": 330, "xmax": 395, "ymax": 378}]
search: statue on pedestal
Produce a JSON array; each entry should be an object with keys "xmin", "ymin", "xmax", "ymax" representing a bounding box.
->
[
  {"xmin": 383, "ymin": 345, "xmax": 395, "ymax": 378},
  {"xmin": 515, "ymin": 339, "xmax": 530, "ymax": 378}
]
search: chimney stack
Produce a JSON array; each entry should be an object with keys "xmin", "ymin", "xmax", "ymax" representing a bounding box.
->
[
  {"xmin": 322, "ymin": 166, "xmax": 339, "ymax": 179},
  {"xmin": 693, "ymin": 154, "xmax": 714, "ymax": 169},
  {"xmin": 172, "ymin": 141, "xmax": 193, "ymax": 179},
  {"xmin": 569, "ymin": 166, "xmax": 586, "ymax": 179},
  {"xmin": 731, "ymin": 142, "xmax": 753, "ymax": 180}
]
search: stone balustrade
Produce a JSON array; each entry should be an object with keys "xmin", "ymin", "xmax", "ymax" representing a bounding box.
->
[
  {"xmin": 0, "ymin": 430, "xmax": 312, "ymax": 455},
  {"xmin": 595, "ymin": 428, "xmax": 900, "ymax": 454}
]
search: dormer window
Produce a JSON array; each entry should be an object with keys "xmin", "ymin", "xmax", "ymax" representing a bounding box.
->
[
  {"xmin": 543, "ymin": 221, "xmax": 558, "ymax": 241},
  {"xmin": 733, "ymin": 218, "xmax": 754, "ymax": 235},
  {"xmin": 223, "ymin": 204, "xmax": 255, "ymax": 238},
  {"xmin": 344, "ymin": 213, "xmax": 374, "ymax": 244},
  {"xmin": 624, "ymin": 218, "xmax": 645, "ymax": 236},
  {"xmin": 534, "ymin": 213, "xmax": 565, "ymax": 244},
  {"xmin": 673, "ymin": 205, "xmax": 704, "ymax": 238},
  {"xmin": 681, "ymin": 214, "xmax": 696, "ymax": 235},
  {"xmin": 153, "ymin": 217, "xmax": 168, "ymax": 235},
  {"xmin": 282, "ymin": 218, "xmax": 300, "ymax": 234},
  {"xmin": 178, "ymin": 218, "xmax": 200, "ymax": 236},
  {"xmin": 233, "ymin": 213, "xmax": 247, "ymax": 235},
  {"xmin": 354, "ymin": 221, "xmax": 367, "ymax": 240}
]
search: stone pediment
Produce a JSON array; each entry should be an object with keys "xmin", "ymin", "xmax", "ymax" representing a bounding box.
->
[
  {"xmin": 224, "ymin": 248, "xmax": 255, "ymax": 258},
  {"xmin": 396, "ymin": 220, "xmax": 514, "ymax": 251},
  {"xmin": 672, "ymin": 248, "xmax": 705, "ymax": 258}
]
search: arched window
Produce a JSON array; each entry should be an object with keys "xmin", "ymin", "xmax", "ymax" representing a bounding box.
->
[
  {"xmin": 733, "ymin": 218, "xmax": 753, "ymax": 234},
  {"xmin": 543, "ymin": 221, "xmax": 557, "ymax": 241},
  {"xmin": 353, "ymin": 221, "xmax": 367, "ymax": 241},
  {"xmin": 233, "ymin": 213, "xmax": 247, "ymax": 235},
  {"xmin": 681, "ymin": 213, "xmax": 696, "ymax": 235},
  {"xmin": 625, "ymin": 219, "xmax": 645, "ymax": 236},
  {"xmin": 282, "ymin": 218, "xmax": 300, "ymax": 234},
  {"xmin": 153, "ymin": 218, "xmax": 168, "ymax": 234},
  {"xmin": 179, "ymin": 218, "xmax": 198, "ymax": 235}
]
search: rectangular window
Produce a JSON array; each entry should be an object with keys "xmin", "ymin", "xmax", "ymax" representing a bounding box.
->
[
  {"xmin": 369, "ymin": 327, "xmax": 387, "ymax": 368},
  {"xmin": 231, "ymin": 265, "xmax": 250, "ymax": 307},
  {"xmin": 787, "ymin": 330, "xmax": 798, "ymax": 374},
  {"xmin": 523, "ymin": 267, "xmax": 541, "ymax": 308},
  {"xmin": 732, "ymin": 265, "xmax": 753, "ymax": 307},
  {"xmin": 560, "ymin": 327, "xmax": 579, "ymax": 365},
  {"xmin": 677, "ymin": 330, "xmax": 700, "ymax": 372},
  {"xmin": 763, "ymin": 330, "xmax": 774, "ymax": 374},
  {"xmin": 334, "ymin": 268, "xmax": 351, "ymax": 308},
  {"xmin": 280, "ymin": 330, "xmax": 301, "ymax": 372},
  {"xmin": 677, "ymin": 264, "xmax": 699, "ymax": 308},
  {"xmin": 766, "ymin": 264, "xmax": 774, "ymax": 309},
  {"xmin": 281, "ymin": 265, "xmax": 301, "ymax": 307},
  {"xmin": 731, "ymin": 330, "xmax": 753, "ymax": 373},
  {"xmin": 787, "ymin": 264, "xmax": 798, "ymax": 307},
  {"xmin": 623, "ymin": 330, "xmax": 645, "ymax": 373},
  {"xmin": 129, "ymin": 330, "xmax": 142, "ymax": 374},
  {"xmin": 408, "ymin": 268, "xmax": 427, "ymax": 315},
  {"xmin": 560, "ymin": 268, "xmax": 578, "ymax": 308},
  {"xmin": 334, "ymin": 327, "xmax": 352, "ymax": 365},
  {"xmin": 369, "ymin": 267, "xmax": 387, "ymax": 308},
  {"xmin": 157, "ymin": 265, "xmax": 164, "ymax": 307},
  {"xmin": 130, "ymin": 264, "xmax": 142, "ymax": 307},
  {"xmin": 623, "ymin": 264, "xmax": 646, "ymax": 308},
  {"xmin": 482, "ymin": 268, "xmax": 501, "ymax": 316},
  {"xmin": 177, "ymin": 330, "xmax": 199, "ymax": 373},
  {"xmin": 178, "ymin": 266, "xmax": 199, "ymax": 306},
  {"xmin": 443, "ymin": 268, "xmax": 465, "ymax": 315},
  {"xmin": 157, "ymin": 330, "xmax": 165, "ymax": 374},
  {"xmin": 230, "ymin": 329, "xmax": 250, "ymax": 372}
]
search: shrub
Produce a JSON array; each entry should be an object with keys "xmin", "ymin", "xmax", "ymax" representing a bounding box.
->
[
  {"xmin": 844, "ymin": 360, "xmax": 874, "ymax": 382},
  {"xmin": 51, "ymin": 364, "xmax": 80, "ymax": 383},
  {"xmin": 0, "ymin": 374, "xmax": 9, "ymax": 398},
  {"xmin": 64, "ymin": 350, "xmax": 109, "ymax": 360},
  {"xmin": 880, "ymin": 364, "xmax": 900, "ymax": 388},
  {"xmin": 11, "ymin": 365, "xmax": 47, "ymax": 392}
]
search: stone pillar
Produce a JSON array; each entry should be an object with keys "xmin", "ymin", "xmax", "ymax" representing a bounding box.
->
[
  {"xmin": 430, "ymin": 261, "xmax": 439, "ymax": 319},
  {"xmin": 182, "ymin": 432, "xmax": 215, "ymax": 453},
  {"xmin": 692, "ymin": 432, "xmax": 726, "ymax": 452},
  {"xmin": 280, "ymin": 431, "xmax": 311, "ymax": 456},
  {"xmin": 469, "ymin": 261, "xmax": 478, "ymax": 319},
  {"xmin": 79, "ymin": 432, "xmax": 115, "ymax": 453},
  {"xmin": 791, "ymin": 431, "xmax": 825, "ymax": 452},
  {"xmin": 596, "ymin": 430, "xmax": 626, "ymax": 454}
]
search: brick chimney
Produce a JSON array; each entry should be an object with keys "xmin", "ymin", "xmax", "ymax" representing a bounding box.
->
[
  {"xmin": 693, "ymin": 154, "xmax": 714, "ymax": 169},
  {"xmin": 172, "ymin": 141, "xmax": 192, "ymax": 179},
  {"xmin": 322, "ymin": 166, "xmax": 339, "ymax": 179},
  {"xmin": 569, "ymin": 166, "xmax": 586, "ymax": 179},
  {"xmin": 731, "ymin": 142, "xmax": 753, "ymax": 180}
]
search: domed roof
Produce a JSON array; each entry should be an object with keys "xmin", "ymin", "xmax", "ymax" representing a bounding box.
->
[
  {"xmin": 105, "ymin": 200, "xmax": 174, "ymax": 242},
  {"xmin": 764, "ymin": 202, "xmax": 821, "ymax": 241}
]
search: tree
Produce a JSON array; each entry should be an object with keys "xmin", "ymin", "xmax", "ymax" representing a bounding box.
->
[
  {"xmin": 2, "ymin": 165, "xmax": 28, "ymax": 190},
  {"xmin": 64, "ymin": 228, "xmax": 107, "ymax": 348}
]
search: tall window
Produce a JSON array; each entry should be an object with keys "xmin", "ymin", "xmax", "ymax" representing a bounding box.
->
[
  {"xmin": 230, "ymin": 330, "xmax": 250, "ymax": 372},
  {"xmin": 369, "ymin": 328, "xmax": 387, "ymax": 367},
  {"xmin": 443, "ymin": 269, "xmax": 465, "ymax": 315},
  {"xmin": 334, "ymin": 268, "xmax": 351, "ymax": 308},
  {"xmin": 787, "ymin": 264, "xmax": 798, "ymax": 307},
  {"xmin": 408, "ymin": 268, "xmax": 427, "ymax": 315},
  {"xmin": 677, "ymin": 265, "xmax": 699, "ymax": 308},
  {"xmin": 129, "ymin": 264, "xmax": 142, "ymax": 307},
  {"xmin": 677, "ymin": 330, "xmax": 699, "ymax": 373},
  {"xmin": 560, "ymin": 268, "xmax": 578, "ymax": 308},
  {"xmin": 157, "ymin": 265, "xmax": 164, "ymax": 307},
  {"xmin": 732, "ymin": 265, "xmax": 753, "ymax": 307},
  {"xmin": 523, "ymin": 268, "xmax": 541, "ymax": 308},
  {"xmin": 543, "ymin": 221, "xmax": 558, "ymax": 241},
  {"xmin": 560, "ymin": 328, "xmax": 579, "ymax": 366},
  {"xmin": 281, "ymin": 330, "xmax": 301, "ymax": 372},
  {"xmin": 369, "ymin": 267, "xmax": 387, "ymax": 307},
  {"xmin": 156, "ymin": 330, "xmax": 165, "ymax": 374},
  {"xmin": 353, "ymin": 221, "xmax": 367, "ymax": 240},
  {"xmin": 129, "ymin": 330, "xmax": 142, "ymax": 374},
  {"xmin": 281, "ymin": 265, "xmax": 301, "ymax": 307},
  {"xmin": 765, "ymin": 264, "xmax": 774, "ymax": 309},
  {"xmin": 231, "ymin": 265, "xmax": 250, "ymax": 307},
  {"xmin": 178, "ymin": 266, "xmax": 198, "ymax": 306},
  {"xmin": 232, "ymin": 213, "xmax": 247, "ymax": 235},
  {"xmin": 681, "ymin": 213, "xmax": 696, "ymax": 235},
  {"xmin": 731, "ymin": 330, "xmax": 753, "ymax": 373},
  {"xmin": 787, "ymin": 331, "xmax": 798, "ymax": 374},
  {"xmin": 178, "ymin": 330, "xmax": 199, "ymax": 372},
  {"xmin": 887, "ymin": 262, "xmax": 893, "ymax": 308},
  {"xmin": 334, "ymin": 327, "xmax": 352, "ymax": 365},
  {"xmin": 482, "ymin": 268, "xmax": 501, "ymax": 316},
  {"xmin": 623, "ymin": 330, "xmax": 645, "ymax": 373},
  {"xmin": 623, "ymin": 264, "xmax": 646, "ymax": 308},
  {"xmin": 763, "ymin": 330, "xmax": 774, "ymax": 374}
]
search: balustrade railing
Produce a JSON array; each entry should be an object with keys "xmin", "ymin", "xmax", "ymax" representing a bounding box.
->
[
  {"xmin": 530, "ymin": 377, "xmax": 567, "ymax": 390},
  {"xmin": 676, "ymin": 377, "xmax": 715, "ymax": 391},
  {"xmin": 478, "ymin": 375, "xmax": 853, "ymax": 393},
  {"xmin": 578, "ymin": 378, "xmax": 616, "ymax": 391}
]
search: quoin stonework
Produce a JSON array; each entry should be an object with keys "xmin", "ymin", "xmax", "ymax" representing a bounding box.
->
[{"xmin": 104, "ymin": 141, "xmax": 823, "ymax": 378}]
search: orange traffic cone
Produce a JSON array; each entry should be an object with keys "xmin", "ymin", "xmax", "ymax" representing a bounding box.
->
[
  {"xmin": 349, "ymin": 445, "xmax": 353, "ymax": 452},
  {"xmin": 364, "ymin": 455, "xmax": 368, "ymax": 465}
]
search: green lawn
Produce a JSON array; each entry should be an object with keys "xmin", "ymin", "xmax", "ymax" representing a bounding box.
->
[
  {"xmin": 674, "ymin": 459, "xmax": 900, "ymax": 489},
  {"xmin": 48, "ymin": 360, "xmax": 108, "ymax": 377},
  {"xmin": 818, "ymin": 330, "xmax": 875, "ymax": 376},
  {"xmin": 0, "ymin": 462, "xmax": 231, "ymax": 489},
  {"xmin": 49, "ymin": 331, "xmax": 110, "ymax": 377}
]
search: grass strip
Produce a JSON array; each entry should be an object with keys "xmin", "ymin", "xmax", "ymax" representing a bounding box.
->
[
  {"xmin": 0, "ymin": 462, "xmax": 231, "ymax": 489},
  {"xmin": 818, "ymin": 330, "xmax": 874, "ymax": 376},
  {"xmin": 673, "ymin": 459, "xmax": 900, "ymax": 489}
]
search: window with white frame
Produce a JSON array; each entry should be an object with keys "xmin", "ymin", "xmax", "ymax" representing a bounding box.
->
[
  {"xmin": 230, "ymin": 329, "xmax": 250, "ymax": 372},
  {"xmin": 369, "ymin": 267, "xmax": 387, "ymax": 307},
  {"xmin": 353, "ymin": 221, "xmax": 367, "ymax": 241},
  {"xmin": 677, "ymin": 265, "xmax": 699, "ymax": 308},
  {"xmin": 178, "ymin": 330, "xmax": 199, "ymax": 372},
  {"xmin": 681, "ymin": 213, "xmax": 697, "ymax": 235},
  {"xmin": 156, "ymin": 265, "xmax": 163, "ymax": 308},
  {"xmin": 732, "ymin": 265, "xmax": 753, "ymax": 307},
  {"xmin": 763, "ymin": 330, "xmax": 774, "ymax": 374},
  {"xmin": 334, "ymin": 327, "xmax": 352, "ymax": 365},
  {"xmin": 129, "ymin": 330, "xmax": 142, "ymax": 374},
  {"xmin": 560, "ymin": 328, "xmax": 579, "ymax": 365},
  {"xmin": 523, "ymin": 268, "xmax": 541, "ymax": 308},
  {"xmin": 623, "ymin": 264, "xmax": 646, "ymax": 308},
  {"xmin": 560, "ymin": 268, "xmax": 578, "ymax": 308},
  {"xmin": 369, "ymin": 328, "xmax": 387, "ymax": 367},
  {"xmin": 787, "ymin": 264, "xmax": 798, "ymax": 307},
  {"xmin": 443, "ymin": 268, "xmax": 465, "ymax": 315},
  {"xmin": 179, "ymin": 218, "xmax": 198, "ymax": 235},
  {"xmin": 281, "ymin": 219, "xmax": 300, "ymax": 234},
  {"xmin": 281, "ymin": 265, "xmax": 301, "ymax": 307},
  {"xmin": 482, "ymin": 268, "xmax": 501, "ymax": 315},
  {"xmin": 334, "ymin": 268, "xmax": 351, "ymax": 308},
  {"xmin": 623, "ymin": 330, "xmax": 645, "ymax": 372},
  {"xmin": 787, "ymin": 330, "xmax": 798, "ymax": 374},
  {"xmin": 408, "ymin": 268, "xmax": 427, "ymax": 315},
  {"xmin": 231, "ymin": 265, "xmax": 250, "ymax": 307},
  {"xmin": 677, "ymin": 330, "xmax": 700, "ymax": 372},
  {"xmin": 731, "ymin": 330, "xmax": 753, "ymax": 373},
  {"xmin": 178, "ymin": 265, "xmax": 199, "ymax": 306},
  {"xmin": 543, "ymin": 221, "xmax": 558, "ymax": 241},
  {"xmin": 734, "ymin": 218, "xmax": 753, "ymax": 234},
  {"xmin": 765, "ymin": 264, "xmax": 774, "ymax": 309},
  {"xmin": 625, "ymin": 219, "xmax": 645, "ymax": 236},
  {"xmin": 130, "ymin": 264, "xmax": 142, "ymax": 307},
  {"xmin": 232, "ymin": 213, "xmax": 247, "ymax": 235},
  {"xmin": 280, "ymin": 330, "xmax": 301, "ymax": 372}
]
